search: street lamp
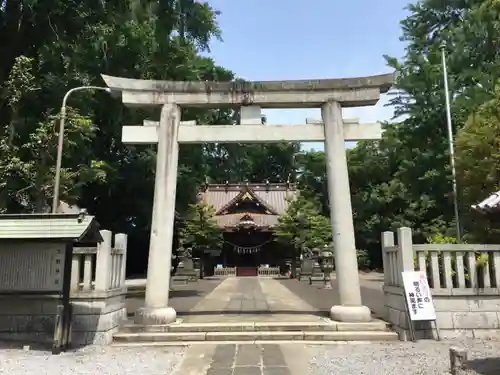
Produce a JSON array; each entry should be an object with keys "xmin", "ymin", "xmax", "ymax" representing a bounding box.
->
[
  {"xmin": 440, "ymin": 41, "xmax": 461, "ymax": 241},
  {"xmin": 51, "ymin": 86, "xmax": 111, "ymax": 213}
]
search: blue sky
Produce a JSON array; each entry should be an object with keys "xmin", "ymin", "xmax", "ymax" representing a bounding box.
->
[{"xmin": 205, "ymin": 0, "xmax": 410, "ymax": 150}]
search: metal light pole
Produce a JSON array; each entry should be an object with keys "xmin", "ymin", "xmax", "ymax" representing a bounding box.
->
[
  {"xmin": 51, "ymin": 86, "xmax": 111, "ymax": 213},
  {"xmin": 440, "ymin": 42, "xmax": 461, "ymax": 241}
]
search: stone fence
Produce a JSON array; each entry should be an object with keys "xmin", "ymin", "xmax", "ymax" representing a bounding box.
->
[
  {"xmin": 257, "ymin": 266, "xmax": 280, "ymax": 277},
  {"xmin": 0, "ymin": 230, "xmax": 128, "ymax": 346},
  {"xmin": 71, "ymin": 231, "xmax": 127, "ymax": 292},
  {"xmin": 382, "ymin": 227, "xmax": 500, "ymax": 340},
  {"xmin": 214, "ymin": 267, "xmax": 237, "ymax": 277},
  {"xmin": 212, "ymin": 266, "xmax": 281, "ymax": 278}
]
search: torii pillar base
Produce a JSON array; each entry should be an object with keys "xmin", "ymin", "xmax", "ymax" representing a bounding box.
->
[
  {"xmin": 135, "ymin": 306, "xmax": 177, "ymax": 325},
  {"xmin": 330, "ymin": 305, "xmax": 371, "ymax": 323}
]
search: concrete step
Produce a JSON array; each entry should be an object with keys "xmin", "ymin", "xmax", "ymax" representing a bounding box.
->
[
  {"xmin": 118, "ymin": 320, "xmax": 390, "ymax": 333},
  {"xmin": 112, "ymin": 330, "xmax": 398, "ymax": 345}
]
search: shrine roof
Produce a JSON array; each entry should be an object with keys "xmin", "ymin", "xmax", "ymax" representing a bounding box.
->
[
  {"xmin": 214, "ymin": 213, "xmax": 279, "ymax": 229},
  {"xmin": 0, "ymin": 213, "xmax": 101, "ymax": 242},
  {"xmin": 472, "ymin": 191, "xmax": 500, "ymax": 214},
  {"xmin": 199, "ymin": 183, "xmax": 297, "ymax": 216}
]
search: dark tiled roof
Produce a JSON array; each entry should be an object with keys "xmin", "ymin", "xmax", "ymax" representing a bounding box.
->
[
  {"xmin": 199, "ymin": 183, "xmax": 297, "ymax": 228},
  {"xmin": 472, "ymin": 191, "xmax": 500, "ymax": 214},
  {"xmin": 215, "ymin": 188, "xmax": 278, "ymax": 215}
]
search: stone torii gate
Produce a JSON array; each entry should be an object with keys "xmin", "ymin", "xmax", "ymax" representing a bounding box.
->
[{"xmin": 101, "ymin": 74, "xmax": 393, "ymax": 325}]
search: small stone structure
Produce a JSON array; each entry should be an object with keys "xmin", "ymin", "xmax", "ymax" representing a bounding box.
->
[
  {"xmin": 383, "ymin": 226, "xmax": 500, "ymax": 340},
  {"xmin": 449, "ymin": 347, "xmax": 468, "ymax": 375},
  {"xmin": 175, "ymin": 247, "xmax": 197, "ymax": 281},
  {"xmin": 298, "ymin": 248, "xmax": 314, "ymax": 281},
  {"xmin": 69, "ymin": 229, "xmax": 128, "ymax": 345},
  {"xmin": 0, "ymin": 214, "xmax": 128, "ymax": 346}
]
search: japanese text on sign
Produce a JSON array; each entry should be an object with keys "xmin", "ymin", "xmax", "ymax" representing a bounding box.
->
[{"xmin": 402, "ymin": 271, "xmax": 436, "ymax": 321}]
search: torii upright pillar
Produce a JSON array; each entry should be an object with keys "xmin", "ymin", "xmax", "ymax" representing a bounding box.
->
[
  {"xmin": 135, "ymin": 104, "xmax": 180, "ymax": 324},
  {"xmin": 321, "ymin": 101, "xmax": 371, "ymax": 322}
]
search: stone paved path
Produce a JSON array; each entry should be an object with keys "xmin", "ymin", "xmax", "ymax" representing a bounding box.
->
[
  {"xmin": 171, "ymin": 343, "xmax": 313, "ymax": 375},
  {"xmin": 181, "ymin": 277, "xmax": 324, "ymax": 323},
  {"xmin": 123, "ymin": 275, "xmax": 388, "ymax": 374},
  {"xmin": 207, "ymin": 344, "xmax": 290, "ymax": 375},
  {"xmin": 125, "ymin": 273, "xmax": 386, "ymax": 321}
]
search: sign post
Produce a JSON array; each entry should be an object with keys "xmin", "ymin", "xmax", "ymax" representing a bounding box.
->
[{"xmin": 401, "ymin": 271, "xmax": 441, "ymax": 341}]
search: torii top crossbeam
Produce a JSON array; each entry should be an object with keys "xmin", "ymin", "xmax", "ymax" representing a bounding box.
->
[{"xmin": 101, "ymin": 73, "xmax": 394, "ymax": 108}]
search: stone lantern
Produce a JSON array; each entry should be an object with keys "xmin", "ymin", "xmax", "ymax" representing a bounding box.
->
[{"xmin": 319, "ymin": 244, "xmax": 334, "ymax": 289}]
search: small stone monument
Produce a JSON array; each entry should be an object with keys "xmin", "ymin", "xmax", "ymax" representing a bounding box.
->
[
  {"xmin": 299, "ymin": 247, "xmax": 314, "ymax": 281},
  {"xmin": 449, "ymin": 347, "xmax": 468, "ymax": 375},
  {"xmin": 176, "ymin": 246, "xmax": 198, "ymax": 281},
  {"xmin": 309, "ymin": 247, "xmax": 325, "ymax": 285}
]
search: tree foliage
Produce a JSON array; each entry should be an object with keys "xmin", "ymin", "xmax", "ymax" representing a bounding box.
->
[
  {"xmin": 455, "ymin": 84, "xmax": 500, "ymax": 241},
  {"xmin": 291, "ymin": 0, "xmax": 500, "ymax": 266},
  {"xmin": 274, "ymin": 193, "xmax": 332, "ymax": 252},
  {"xmin": 350, "ymin": 0, "xmax": 500, "ymax": 248},
  {"xmin": 178, "ymin": 202, "xmax": 222, "ymax": 252}
]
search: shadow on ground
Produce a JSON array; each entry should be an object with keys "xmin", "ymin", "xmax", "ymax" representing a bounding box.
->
[
  {"xmin": 177, "ymin": 310, "xmax": 327, "ymax": 317},
  {"xmin": 126, "ymin": 289, "xmax": 202, "ymax": 298},
  {"xmin": 466, "ymin": 357, "xmax": 500, "ymax": 375},
  {"xmin": 278, "ymin": 278, "xmax": 386, "ymax": 319},
  {"xmin": 125, "ymin": 279, "xmax": 223, "ymax": 317}
]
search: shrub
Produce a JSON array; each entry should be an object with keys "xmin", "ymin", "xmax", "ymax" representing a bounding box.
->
[{"xmin": 357, "ymin": 249, "xmax": 371, "ymax": 270}]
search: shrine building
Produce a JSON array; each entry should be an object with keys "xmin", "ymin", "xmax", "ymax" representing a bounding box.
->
[{"xmin": 199, "ymin": 182, "xmax": 297, "ymax": 276}]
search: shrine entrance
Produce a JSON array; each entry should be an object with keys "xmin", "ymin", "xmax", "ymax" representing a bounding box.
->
[
  {"xmin": 199, "ymin": 182, "xmax": 294, "ymax": 277},
  {"xmin": 102, "ymin": 73, "xmax": 393, "ymax": 326}
]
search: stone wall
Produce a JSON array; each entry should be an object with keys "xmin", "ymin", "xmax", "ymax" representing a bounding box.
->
[
  {"xmin": 0, "ymin": 289, "xmax": 126, "ymax": 345},
  {"xmin": 382, "ymin": 227, "xmax": 500, "ymax": 340}
]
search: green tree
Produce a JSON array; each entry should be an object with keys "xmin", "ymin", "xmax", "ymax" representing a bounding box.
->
[
  {"xmin": 0, "ymin": 0, "xmax": 234, "ymax": 276},
  {"xmin": 295, "ymin": 151, "xmax": 328, "ymax": 215},
  {"xmin": 274, "ymin": 193, "xmax": 332, "ymax": 252},
  {"xmin": 178, "ymin": 202, "xmax": 223, "ymax": 253},
  {"xmin": 455, "ymin": 85, "xmax": 500, "ymax": 242},
  {"xmin": 360, "ymin": 0, "xmax": 500, "ymax": 247}
]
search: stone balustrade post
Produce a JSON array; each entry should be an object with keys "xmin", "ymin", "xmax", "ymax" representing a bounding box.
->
[
  {"xmin": 397, "ymin": 227, "xmax": 415, "ymax": 286},
  {"xmin": 95, "ymin": 229, "xmax": 112, "ymax": 291},
  {"xmin": 381, "ymin": 231, "xmax": 395, "ymax": 286},
  {"xmin": 114, "ymin": 233, "xmax": 128, "ymax": 289}
]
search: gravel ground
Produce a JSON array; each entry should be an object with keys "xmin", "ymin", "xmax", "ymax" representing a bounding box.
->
[
  {"xmin": 0, "ymin": 345, "xmax": 185, "ymax": 375},
  {"xmin": 308, "ymin": 339, "xmax": 500, "ymax": 375}
]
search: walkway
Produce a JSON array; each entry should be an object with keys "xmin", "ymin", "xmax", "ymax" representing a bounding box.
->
[
  {"xmin": 182, "ymin": 277, "xmax": 324, "ymax": 323},
  {"xmin": 150, "ymin": 276, "xmax": 386, "ymax": 375},
  {"xmin": 125, "ymin": 273, "xmax": 386, "ymax": 321},
  {"xmin": 172, "ymin": 343, "xmax": 313, "ymax": 375}
]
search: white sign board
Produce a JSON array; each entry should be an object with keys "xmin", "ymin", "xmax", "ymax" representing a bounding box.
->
[{"xmin": 402, "ymin": 271, "xmax": 436, "ymax": 321}]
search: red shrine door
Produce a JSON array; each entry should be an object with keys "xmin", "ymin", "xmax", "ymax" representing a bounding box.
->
[{"xmin": 236, "ymin": 266, "xmax": 258, "ymax": 277}]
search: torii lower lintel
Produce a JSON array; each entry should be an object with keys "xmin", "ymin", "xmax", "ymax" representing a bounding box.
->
[{"xmin": 121, "ymin": 122, "xmax": 383, "ymax": 144}]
